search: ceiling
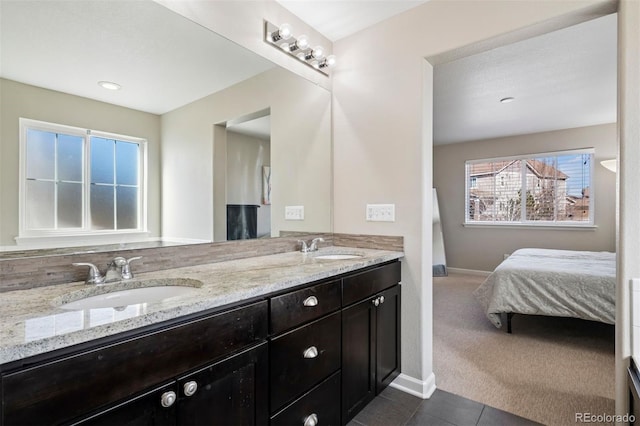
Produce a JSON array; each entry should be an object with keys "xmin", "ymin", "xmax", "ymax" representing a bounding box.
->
[
  {"xmin": 433, "ymin": 13, "xmax": 617, "ymax": 145},
  {"xmin": 274, "ymin": 0, "xmax": 428, "ymax": 41},
  {"xmin": 2, "ymin": 1, "xmax": 617, "ymax": 143},
  {"xmin": 0, "ymin": 1, "xmax": 275, "ymax": 115}
]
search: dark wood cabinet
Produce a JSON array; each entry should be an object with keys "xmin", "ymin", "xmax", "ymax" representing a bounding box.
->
[
  {"xmin": 72, "ymin": 382, "xmax": 176, "ymax": 426},
  {"xmin": 376, "ymin": 285, "xmax": 401, "ymax": 393},
  {"xmin": 176, "ymin": 343, "xmax": 268, "ymax": 426},
  {"xmin": 341, "ymin": 295, "xmax": 377, "ymax": 422},
  {"xmin": 1, "ymin": 301, "xmax": 268, "ymax": 426},
  {"xmin": 341, "ymin": 263, "xmax": 401, "ymax": 425},
  {"xmin": 1, "ymin": 259, "xmax": 401, "ymax": 426}
]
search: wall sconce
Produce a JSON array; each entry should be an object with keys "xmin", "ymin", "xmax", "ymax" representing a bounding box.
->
[
  {"xmin": 600, "ymin": 159, "xmax": 616, "ymax": 173},
  {"xmin": 264, "ymin": 21, "xmax": 336, "ymax": 76}
]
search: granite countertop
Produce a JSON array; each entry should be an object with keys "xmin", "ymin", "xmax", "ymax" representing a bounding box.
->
[{"xmin": 0, "ymin": 247, "xmax": 403, "ymax": 365}]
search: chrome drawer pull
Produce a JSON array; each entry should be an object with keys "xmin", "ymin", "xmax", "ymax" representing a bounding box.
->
[
  {"xmin": 303, "ymin": 346, "xmax": 319, "ymax": 359},
  {"xmin": 379, "ymin": 295, "xmax": 385, "ymax": 304},
  {"xmin": 160, "ymin": 391, "xmax": 177, "ymax": 408},
  {"xmin": 303, "ymin": 296, "xmax": 318, "ymax": 307},
  {"xmin": 183, "ymin": 380, "xmax": 198, "ymax": 397},
  {"xmin": 303, "ymin": 413, "xmax": 318, "ymax": 426},
  {"xmin": 372, "ymin": 297, "xmax": 380, "ymax": 307}
]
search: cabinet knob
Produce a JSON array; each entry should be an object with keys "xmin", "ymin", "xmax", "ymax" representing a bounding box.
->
[
  {"xmin": 303, "ymin": 346, "xmax": 319, "ymax": 359},
  {"xmin": 379, "ymin": 295, "xmax": 385, "ymax": 304},
  {"xmin": 372, "ymin": 297, "xmax": 380, "ymax": 307},
  {"xmin": 303, "ymin": 413, "xmax": 319, "ymax": 426},
  {"xmin": 183, "ymin": 381, "xmax": 198, "ymax": 397},
  {"xmin": 160, "ymin": 391, "xmax": 177, "ymax": 408},
  {"xmin": 303, "ymin": 295, "xmax": 319, "ymax": 307}
]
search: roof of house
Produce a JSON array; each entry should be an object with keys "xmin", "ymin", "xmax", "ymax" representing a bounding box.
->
[{"xmin": 469, "ymin": 160, "xmax": 568, "ymax": 180}]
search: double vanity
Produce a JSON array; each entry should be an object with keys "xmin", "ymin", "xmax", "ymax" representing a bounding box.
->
[{"xmin": 0, "ymin": 246, "xmax": 403, "ymax": 425}]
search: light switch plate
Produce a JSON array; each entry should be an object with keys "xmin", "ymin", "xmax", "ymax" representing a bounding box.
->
[
  {"xmin": 285, "ymin": 205, "xmax": 304, "ymax": 220},
  {"xmin": 366, "ymin": 204, "xmax": 395, "ymax": 222}
]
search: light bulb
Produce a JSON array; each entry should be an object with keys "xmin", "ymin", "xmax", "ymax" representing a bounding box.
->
[
  {"xmin": 311, "ymin": 60, "xmax": 320, "ymax": 69},
  {"xmin": 296, "ymin": 51, "xmax": 307, "ymax": 60},
  {"xmin": 312, "ymin": 45, "xmax": 324, "ymax": 59},
  {"xmin": 98, "ymin": 81, "xmax": 121, "ymax": 91},
  {"xmin": 280, "ymin": 43, "xmax": 290, "ymax": 51},
  {"xmin": 278, "ymin": 23, "xmax": 292, "ymax": 40},
  {"xmin": 325, "ymin": 55, "xmax": 337, "ymax": 67},
  {"xmin": 296, "ymin": 35, "xmax": 309, "ymax": 50}
]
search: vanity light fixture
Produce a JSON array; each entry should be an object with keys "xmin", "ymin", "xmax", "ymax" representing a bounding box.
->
[
  {"xmin": 264, "ymin": 20, "xmax": 336, "ymax": 76},
  {"xmin": 98, "ymin": 81, "xmax": 121, "ymax": 91}
]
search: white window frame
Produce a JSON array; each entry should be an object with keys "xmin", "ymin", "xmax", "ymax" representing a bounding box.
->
[
  {"xmin": 17, "ymin": 118, "xmax": 148, "ymax": 245},
  {"xmin": 464, "ymin": 148, "xmax": 595, "ymax": 228}
]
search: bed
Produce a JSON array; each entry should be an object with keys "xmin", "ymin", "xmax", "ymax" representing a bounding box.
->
[{"xmin": 473, "ymin": 248, "xmax": 616, "ymax": 333}]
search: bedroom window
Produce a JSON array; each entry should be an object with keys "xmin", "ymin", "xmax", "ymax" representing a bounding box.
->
[
  {"xmin": 19, "ymin": 118, "xmax": 147, "ymax": 241},
  {"xmin": 465, "ymin": 149, "xmax": 594, "ymax": 226}
]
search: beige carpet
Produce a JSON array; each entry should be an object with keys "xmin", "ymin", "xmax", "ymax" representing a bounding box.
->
[{"xmin": 433, "ymin": 272, "xmax": 615, "ymax": 426}]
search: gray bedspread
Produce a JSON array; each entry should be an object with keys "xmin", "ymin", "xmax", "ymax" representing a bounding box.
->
[{"xmin": 473, "ymin": 248, "xmax": 616, "ymax": 328}]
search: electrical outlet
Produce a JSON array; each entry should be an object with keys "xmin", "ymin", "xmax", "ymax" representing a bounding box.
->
[
  {"xmin": 285, "ymin": 205, "xmax": 304, "ymax": 220},
  {"xmin": 366, "ymin": 204, "xmax": 395, "ymax": 222}
]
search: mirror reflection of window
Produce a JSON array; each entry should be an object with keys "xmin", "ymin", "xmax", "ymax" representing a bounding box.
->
[{"xmin": 21, "ymin": 118, "xmax": 146, "ymax": 238}]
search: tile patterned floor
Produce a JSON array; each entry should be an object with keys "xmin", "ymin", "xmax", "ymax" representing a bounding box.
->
[{"xmin": 347, "ymin": 387, "xmax": 540, "ymax": 426}]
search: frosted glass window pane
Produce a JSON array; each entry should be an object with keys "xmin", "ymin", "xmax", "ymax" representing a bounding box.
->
[
  {"xmin": 90, "ymin": 185, "xmax": 114, "ymax": 230},
  {"xmin": 116, "ymin": 142, "xmax": 139, "ymax": 185},
  {"xmin": 90, "ymin": 137, "xmax": 114, "ymax": 184},
  {"xmin": 57, "ymin": 182, "xmax": 82, "ymax": 228},
  {"xmin": 26, "ymin": 180, "xmax": 54, "ymax": 228},
  {"xmin": 116, "ymin": 187, "xmax": 138, "ymax": 229},
  {"xmin": 26, "ymin": 129, "xmax": 55, "ymax": 179},
  {"xmin": 57, "ymin": 134, "xmax": 83, "ymax": 182}
]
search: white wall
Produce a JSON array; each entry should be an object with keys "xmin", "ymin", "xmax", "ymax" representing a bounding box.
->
[
  {"xmin": 226, "ymin": 131, "xmax": 271, "ymax": 238},
  {"xmin": 161, "ymin": 67, "xmax": 331, "ymax": 241},
  {"xmin": 617, "ymin": 0, "xmax": 640, "ymax": 415},
  {"xmin": 0, "ymin": 78, "xmax": 161, "ymax": 246},
  {"xmin": 332, "ymin": 0, "xmax": 615, "ymax": 398},
  {"xmin": 434, "ymin": 124, "xmax": 617, "ymax": 272}
]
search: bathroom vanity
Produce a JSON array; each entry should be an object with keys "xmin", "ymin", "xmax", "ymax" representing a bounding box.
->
[{"xmin": 0, "ymin": 248, "xmax": 402, "ymax": 426}]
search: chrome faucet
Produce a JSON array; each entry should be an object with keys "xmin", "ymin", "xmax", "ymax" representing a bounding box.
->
[
  {"xmin": 309, "ymin": 237, "xmax": 324, "ymax": 252},
  {"xmin": 105, "ymin": 256, "xmax": 142, "ymax": 282},
  {"xmin": 73, "ymin": 256, "xmax": 141, "ymax": 285},
  {"xmin": 72, "ymin": 262, "xmax": 106, "ymax": 285},
  {"xmin": 298, "ymin": 237, "xmax": 325, "ymax": 253},
  {"xmin": 298, "ymin": 240, "xmax": 310, "ymax": 253}
]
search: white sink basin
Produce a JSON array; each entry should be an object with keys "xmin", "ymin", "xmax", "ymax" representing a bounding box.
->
[
  {"xmin": 54, "ymin": 278, "xmax": 202, "ymax": 310},
  {"xmin": 314, "ymin": 254, "xmax": 363, "ymax": 260}
]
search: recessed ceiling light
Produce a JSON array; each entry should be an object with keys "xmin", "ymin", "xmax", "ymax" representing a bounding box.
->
[
  {"xmin": 98, "ymin": 81, "xmax": 121, "ymax": 91},
  {"xmin": 500, "ymin": 97, "xmax": 515, "ymax": 104}
]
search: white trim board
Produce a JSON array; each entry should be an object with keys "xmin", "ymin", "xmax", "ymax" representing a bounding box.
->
[{"xmin": 389, "ymin": 373, "xmax": 436, "ymax": 399}]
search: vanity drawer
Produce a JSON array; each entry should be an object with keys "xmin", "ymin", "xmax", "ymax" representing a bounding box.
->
[
  {"xmin": 343, "ymin": 261, "xmax": 401, "ymax": 306},
  {"xmin": 270, "ymin": 279, "xmax": 341, "ymax": 334},
  {"xmin": 271, "ymin": 371, "xmax": 341, "ymax": 426},
  {"xmin": 1, "ymin": 301, "xmax": 268, "ymax": 426},
  {"xmin": 270, "ymin": 311, "xmax": 341, "ymax": 412}
]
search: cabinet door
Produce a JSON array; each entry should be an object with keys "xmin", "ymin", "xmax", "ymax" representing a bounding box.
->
[
  {"xmin": 341, "ymin": 297, "xmax": 376, "ymax": 424},
  {"xmin": 175, "ymin": 342, "xmax": 268, "ymax": 426},
  {"xmin": 376, "ymin": 285, "xmax": 401, "ymax": 393},
  {"xmin": 70, "ymin": 382, "xmax": 176, "ymax": 426}
]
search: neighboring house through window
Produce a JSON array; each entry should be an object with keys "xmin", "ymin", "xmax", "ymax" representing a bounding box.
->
[
  {"xmin": 19, "ymin": 118, "xmax": 147, "ymax": 241},
  {"xmin": 465, "ymin": 149, "xmax": 594, "ymax": 226}
]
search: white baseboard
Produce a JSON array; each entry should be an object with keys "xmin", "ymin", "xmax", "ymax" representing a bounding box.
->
[
  {"xmin": 446, "ymin": 267, "xmax": 491, "ymax": 277},
  {"xmin": 389, "ymin": 373, "xmax": 436, "ymax": 399}
]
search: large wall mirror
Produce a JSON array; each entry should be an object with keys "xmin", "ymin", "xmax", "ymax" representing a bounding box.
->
[{"xmin": 0, "ymin": 0, "xmax": 332, "ymax": 259}]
